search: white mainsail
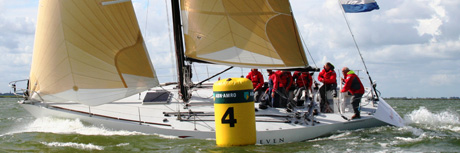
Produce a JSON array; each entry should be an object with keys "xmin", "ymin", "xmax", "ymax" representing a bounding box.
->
[
  {"xmin": 29, "ymin": 0, "xmax": 159, "ymax": 106},
  {"xmin": 180, "ymin": 0, "xmax": 309, "ymax": 68}
]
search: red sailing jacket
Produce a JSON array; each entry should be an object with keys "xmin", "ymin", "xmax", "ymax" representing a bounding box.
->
[
  {"xmin": 318, "ymin": 69, "xmax": 337, "ymax": 85},
  {"xmin": 341, "ymin": 71, "xmax": 365, "ymax": 95},
  {"xmin": 246, "ymin": 70, "xmax": 264, "ymax": 91},
  {"xmin": 266, "ymin": 71, "xmax": 279, "ymax": 93},
  {"xmin": 293, "ymin": 71, "xmax": 312, "ymax": 89},
  {"xmin": 275, "ymin": 71, "xmax": 293, "ymax": 90}
]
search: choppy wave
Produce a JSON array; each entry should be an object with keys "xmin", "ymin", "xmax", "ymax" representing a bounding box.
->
[
  {"xmin": 404, "ymin": 106, "xmax": 460, "ymax": 132},
  {"xmin": 41, "ymin": 142, "xmax": 105, "ymax": 150},
  {"xmin": 308, "ymin": 112, "xmax": 459, "ymax": 152},
  {"xmin": 6, "ymin": 117, "xmax": 146, "ymax": 136},
  {"xmin": 40, "ymin": 141, "xmax": 131, "ymax": 151},
  {"xmin": 309, "ymin": 131, "xmax": 355, "ymax": 142}
]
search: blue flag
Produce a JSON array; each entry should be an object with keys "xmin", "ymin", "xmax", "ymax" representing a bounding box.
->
[{"xmin": 341, "ymin": 0, "xmax": 380, "ymax": 13}]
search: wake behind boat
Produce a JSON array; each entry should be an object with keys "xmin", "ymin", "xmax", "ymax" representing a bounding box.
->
[{"xmin": 11, "ymin": 0, "xmax": 403, "ymax": 145}]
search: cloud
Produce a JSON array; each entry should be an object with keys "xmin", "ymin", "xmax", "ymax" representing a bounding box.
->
[
  {"xmin": 415, "ymin": 0, "xmax": 447, "ymax": 43},
  {"xmin": 427, "ymin": 74, "xmax": 459, "ymax": 86},
  {"xmin": 0, "ymin": 15, "xmax": 35, "ymax": 53},
  {"xmin": 0, "ymin": 1, "xmax": 37, "ymax": 93},
  {"xmin": 290, "ymin": 0, "xmax": 460, "ymax": 97}
]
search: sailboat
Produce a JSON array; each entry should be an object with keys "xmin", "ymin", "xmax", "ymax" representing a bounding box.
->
[{"xmin": 11, "ymin": 0, "xmax": 403, "ymax": 145}]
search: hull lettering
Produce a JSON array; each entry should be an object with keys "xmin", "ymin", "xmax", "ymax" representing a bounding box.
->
[{"xmin": 259, "ymin": 138, "xmax": 285, "ymax": 144}]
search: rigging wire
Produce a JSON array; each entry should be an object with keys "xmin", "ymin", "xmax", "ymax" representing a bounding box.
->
[
  {"xmin": 288, "ymin": 2, "xmax": 317, "ymax": 69},
  {"xmin": 165, "ymin": 0, "xmax": 177, "ymax": 82},
  {"xmin": 164, "ymin": 0, "xmax": 181, "ymax": 112},
  {"xmin": 300, "ymin": 34, "xmax": 317, "ymax": 68},
  {"xmin": 143, "ymin": 0, "xmax": 150, "ymax": 38},
  {"xmin": 336, "ymin": 0, "xmax": 379, "ymax": 99}
]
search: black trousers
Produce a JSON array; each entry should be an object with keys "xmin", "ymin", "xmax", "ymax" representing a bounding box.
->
[
  {"xmin": 274, "ymin": 87, "xmax": 286, "ymax": 108},
  {"xmin": 319, "ymin": 84, "xmax": 336, "ymax": 112},
  {"xmin": 254, "ymin": 88, "xmax": 263, "ymax": 102},
  {"xmin": 351, "ymin": 93, "xmax": 363, "ymax": 117}
]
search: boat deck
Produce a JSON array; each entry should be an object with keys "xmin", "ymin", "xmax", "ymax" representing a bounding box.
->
[{"xmin": 42, "ymin": 83, "xmax": 376, "ymax": 132}]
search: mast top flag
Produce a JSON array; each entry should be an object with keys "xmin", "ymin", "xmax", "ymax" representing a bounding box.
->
[{"xmin": 340, "ymin": 0, "xmax": 380, "ymax": 13}]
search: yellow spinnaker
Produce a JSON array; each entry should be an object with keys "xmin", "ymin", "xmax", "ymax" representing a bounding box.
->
[
  {"xmin": 181, "ymin": 0, "xmax": 309, "ymax": 68},
  {"xmin": 29, "ymin": 0, "xmax": 159, "ymax": 105}
]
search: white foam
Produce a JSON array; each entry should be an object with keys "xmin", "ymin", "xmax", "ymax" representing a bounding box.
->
[
  {"xmin": 156, "ymin": 133, "xmax": 180, "ymax": 139},
  {"xmin": 10, "ymin": 117, "xmax": 147, "ymax": 136},
  {"xmin": 116, "ymin": 143, "xmax": 130, "ymax": 147},
  {"xmin": 309, "ymin": 131, "xmax": 357, "ymax": 142},
  {"xmin": 394, "ymin": 136, "xmax": 423, "ymax": 142},
  {"xmin": 404, "ymin": 106, "xmax": 459, "ymax": 130},
  {"xmin": 378, "ymin": 142, "xmax": 388, "ymax": 148},
  {"xmin": 398, "ymin": 126, "xmax": 424, "ymax": 136},
  {"xmin": 440, "ymin": 125, "xmax": 460, "ymax": 132},
  {"xmin": 41, "ymin": 142, "xmax": 104, "ymax": 150}
]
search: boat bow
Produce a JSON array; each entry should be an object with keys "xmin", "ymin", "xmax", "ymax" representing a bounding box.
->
[{"xmin": 373, "ymin": 98, "xmax": 404, "ymax": 127}]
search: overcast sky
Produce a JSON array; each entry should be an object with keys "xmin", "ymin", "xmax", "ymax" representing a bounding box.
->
[{"xmin": 1, "ymin": 0, "xmax": 459, "ymax": 98}]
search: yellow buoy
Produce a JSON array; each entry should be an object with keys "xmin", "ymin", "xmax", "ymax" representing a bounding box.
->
[{"xmin": 213, "ymin": 78, "xmax": 256, "ymax": 146}]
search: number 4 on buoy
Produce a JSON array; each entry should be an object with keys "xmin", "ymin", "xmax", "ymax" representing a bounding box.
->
[{"xmin": 221, "ymin": 107, "xmax": 237, "ymax": 127}]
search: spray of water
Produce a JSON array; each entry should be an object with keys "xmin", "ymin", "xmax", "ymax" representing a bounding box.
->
[
  {"xmin": 41, "ymin": 142, "xmax": 105, "ymax": 150},
  {"xmin": 6, "ymin": 117, "xmax": 147, "ymax": 136},
  {"xmin": 404, "ymin": 106, "xmax": 460, "ymax": 132}
]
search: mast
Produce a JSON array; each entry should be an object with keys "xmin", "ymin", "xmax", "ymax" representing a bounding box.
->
[{"xmin": 171, "ymin": 0, "xmax": 189, "ymax": 102}]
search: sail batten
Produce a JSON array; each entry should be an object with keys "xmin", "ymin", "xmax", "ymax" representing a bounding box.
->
[
  {"xmin": 181, "ymin": 0, "xmax": 309, "ymax": 68},
  {"xmin": 29, "ymin": 0, "xmax": 159, "ymax": 106}
]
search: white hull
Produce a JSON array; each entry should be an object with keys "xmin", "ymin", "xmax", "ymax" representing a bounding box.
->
[{"xmin": 20, "ymin": 83, "xmax": 403, "ymax": 145}]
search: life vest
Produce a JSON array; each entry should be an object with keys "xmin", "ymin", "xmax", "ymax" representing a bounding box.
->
[
  {"xmin": 341, "ymin": 70, "xmax": 364, "ymax": 95},
  {"xmin": 293, "ymin": 71, "xmax": 312, "ymax": 88},
  {"xmin": 318, "ymin": 69, "xmax": 337, "ymax": 85},
  {"xmin": 275, "ymin": 71, "xmax": 292, "ymax": 90},
  {"xmin": 246, "ymin": 71, "xmax": 264, "ymax": 90},
  {"xmin": 266, "ymin": 72, "xmax": 279, "ymax": 93}
]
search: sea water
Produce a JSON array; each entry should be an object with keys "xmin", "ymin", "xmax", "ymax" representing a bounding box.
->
[{"xmin": 1, "ymin": 98, "xmax": 459, "ymax": 152}]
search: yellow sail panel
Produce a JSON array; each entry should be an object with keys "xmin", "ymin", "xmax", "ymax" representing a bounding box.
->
[
  {"xmin": 181, "ymin": 0, "xmax": 308, "ymax": 68},
  {"xmin": 29, "ymin": 0, "xmax": 158, "ymax": 106}
]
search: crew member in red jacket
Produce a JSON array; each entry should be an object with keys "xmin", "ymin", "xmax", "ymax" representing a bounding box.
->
[
  {"xmin": 341, "ymin": 67, "xmax": 365, "ymax": 119},
  {"xmin": 265, "ymin": 69, "xmax": 280, "ymax": 107},
  {"xmin": 292, "ymin": 71, "xmax": 313, "ymax": 105},
  {"xmin": 318, "ymin": 62, "xmax": 337, "ymax": 113},
  {"xmin": 246, "ymin": 69, "xmax": 264, "ymax": 102},
  {"xmin": 275, "ymin": 70, "xmax": 292, "ymax": 108}
]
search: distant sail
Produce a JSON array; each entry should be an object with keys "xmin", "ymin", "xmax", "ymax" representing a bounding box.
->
[
  {"xmin": 29, "ymin": 0, "xmax": 159, "ymax": 106},
  {"xmin": 180, "ymin": 0, "xmax": 309, "ymax": 68}
]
